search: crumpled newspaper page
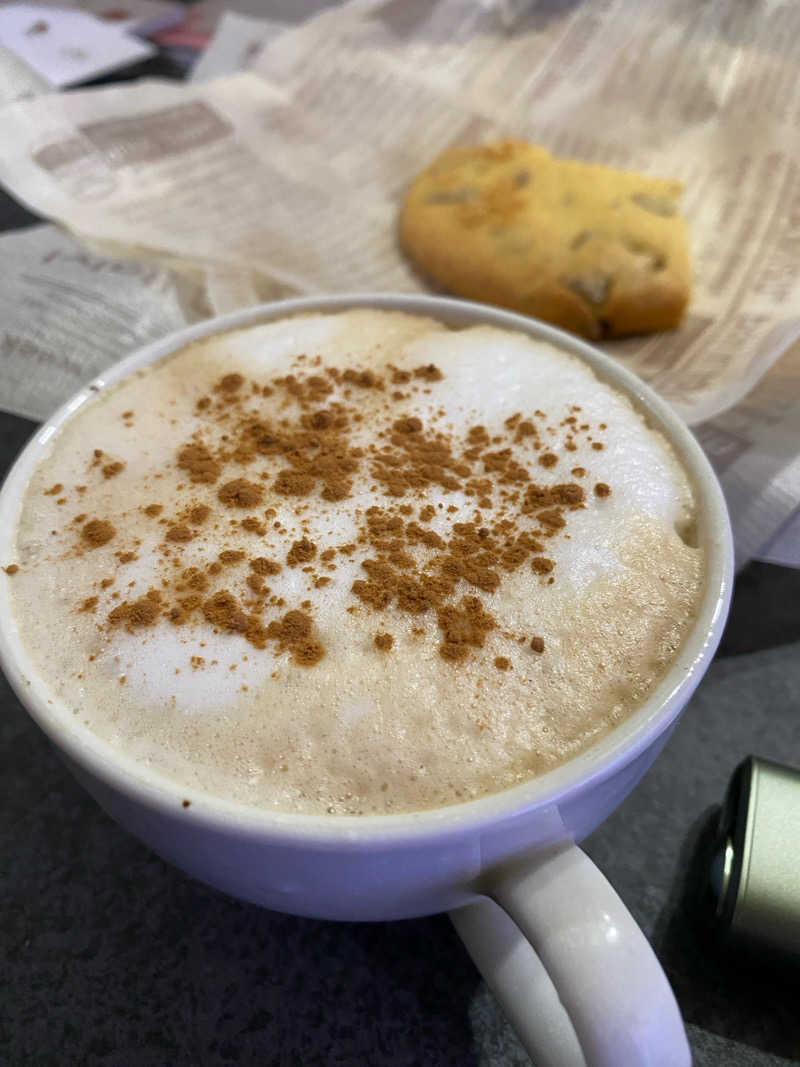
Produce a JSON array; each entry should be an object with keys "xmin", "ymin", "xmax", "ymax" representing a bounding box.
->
[
  {"xmin": 0, "ymin": 224, "xmax": 209, "ymax": 422},
  {"xmin": 189, "ymin": 11, "xmax": 289, "ymax": 84},
  {"xmin": 0, "ymin": 0, "xmax": 798, "ymax": 566},
  {"xmin": 0, "ymin": 42, "xmax": 50, "ymax": 107}
]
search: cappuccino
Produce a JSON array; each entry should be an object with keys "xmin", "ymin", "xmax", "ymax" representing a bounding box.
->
[{"xmin": 6, "ymin": 310, "xmax": 703, "ymax": 814}]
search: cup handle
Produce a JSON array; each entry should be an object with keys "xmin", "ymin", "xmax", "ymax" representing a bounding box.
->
[{"xmin": 450, "ymin": 844, "xmax": 691, "ymax": 1067}]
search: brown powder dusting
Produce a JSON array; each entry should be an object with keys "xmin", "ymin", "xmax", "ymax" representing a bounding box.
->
[
  {"xmin": 3, "ymin": 564, "xmax": 19, "ymax": 575},
  {"xmin": 286, "ymin": 538, "xmax": 316, "ymax": 567},
  {"xmin": 215, "ymin": 373, "xmax": 244, "ymax": 393},
  {"xmin": 82, "ymin": 518, "xmax": 116, "ymax": 548},
  {"xmin": 393, "ymin": 416, "xmax": 422, "ymax": 435},
  {"xmin": 178, "ymin": 567, "xmax": 209, "ymax": 591},
  {"xmin": 494, "ymin": 656, "xmax": 512, "ymax": 671},
  {"xmin": 413, "ymin": 363, "xmax": 444, "ymax": 382},
  {"xmin": 203, "ymin": 589, "xmax": 247, "ymax": 630},
  {"xmin": 108, "ymin": 589, "xmax": 162, "ymax": 630},
  {"xmin": 530, "ymin": 636, "xmax": 545, "ymax": 653},
  {"xmin": 438, "ymin": 597, "xmax": 495, "ymax": 662},
  {"xmin": 531, "ymin": 557, "xmax": 555, "ymax": 574},
  {"xmin": 188, "ymin": 504, "xmax": 211, "ymax": 524},
  {"xmin": 342, "ymin": 368, "xmax": 382, "ymax": 389},
  {"xmin": 594, "ymin": 482, "xmax": 611, "ymax": 498},
  {"xmin": 63, "ymin": 351, "xmax": 596, "ymax": 674},
  {"xmin": 218, "ymin": 478, "xmax": 263, "ymax": 508},
  {"xmin": 250, "ymin": 557, "xmax": 281, "ymax": 576},
  {"xmin": 178, "ymin": 442, "xmax": 221, "ymax": 484},
  {"xmin": 274, "ymin": 470, "xmax": 316, "ymax": 497},
  {"xmin": 201, "ymin": 590, "xmax": 268, "ymax": 649},
  {"xmin": 536, "ymin": 508, "xmax": 567, "ymax": 531},
  {"xmin": 266, "ymin": 610, "xmax": 325, "ymax": 666},
  {"xmin": 165, "ymin": 524, "xmax": 193, "ymax": 543}
]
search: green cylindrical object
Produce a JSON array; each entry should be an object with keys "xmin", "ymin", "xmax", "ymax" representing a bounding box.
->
[{"xmin": 709, "ymin": 756, "xmax": 800, "ymax": 956}]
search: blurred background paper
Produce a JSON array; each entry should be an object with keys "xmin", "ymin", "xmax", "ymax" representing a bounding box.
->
[{"xmin": 0, "ymin": 3, "xmax": 157, "ymax": 86}]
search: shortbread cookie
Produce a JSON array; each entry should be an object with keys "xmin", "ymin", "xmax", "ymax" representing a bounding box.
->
[{"xmin": 399, "ymin": 140, "xmax": 690, "ymax": 339}]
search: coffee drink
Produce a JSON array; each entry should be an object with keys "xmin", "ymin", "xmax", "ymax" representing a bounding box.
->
[{"xmin": 5, "ymin": 310, "xmax": 704, "ymax": 814}]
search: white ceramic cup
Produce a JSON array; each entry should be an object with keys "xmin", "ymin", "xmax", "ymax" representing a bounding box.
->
[{"xmin": 0, "ymin": 294, "xmax": 733, "ymax": 1067}]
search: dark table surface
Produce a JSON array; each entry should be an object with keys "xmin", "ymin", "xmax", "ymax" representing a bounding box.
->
[{"xmin": 2, "ymin": 145, "xmax": 800, "ymax": 1067}]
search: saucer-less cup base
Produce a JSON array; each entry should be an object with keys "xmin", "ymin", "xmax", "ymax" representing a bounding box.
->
[{"xmin": 0, "ymin": 295, "xmax": 733, "ymax": 1067}]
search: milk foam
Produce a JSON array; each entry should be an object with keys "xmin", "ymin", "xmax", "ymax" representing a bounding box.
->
[{"xmin": 9, "ymin": 310, "xmax": 704, "ymax": 814}]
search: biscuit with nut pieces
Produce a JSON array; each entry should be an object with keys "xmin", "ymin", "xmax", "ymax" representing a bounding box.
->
[{"xmin": 399, "ymin": 140, "xmax": 690, "ymax": 339}]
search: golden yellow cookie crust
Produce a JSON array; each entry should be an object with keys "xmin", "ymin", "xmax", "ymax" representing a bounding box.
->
[{"xmin": 399, "ymin": 140, "xmax": 690, "ymax": 339}]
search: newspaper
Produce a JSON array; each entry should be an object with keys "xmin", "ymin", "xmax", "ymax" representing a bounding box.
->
[
  {"xmin": 758, "ymin": 506, "xmax": 800, "ymax": 571},
  {"xmin": 695, "ymin": 334, "xmax": 800, "ymax": 569},
  {"xmin": 189, "ymin": 11, "xmax": 289, "ymax": 84},
  {"xmin": 0, "ymin": 0, "xmax": 797, "ymax": 565},
  {"xmin": 0, "ymin": 224, "xmax": 209, "ymax": 422},
  {"xmin": 0, "ymin": 43, "xmax": 50, "ymax": 107}
]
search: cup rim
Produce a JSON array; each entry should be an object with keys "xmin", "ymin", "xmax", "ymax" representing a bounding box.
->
[{"xmin": 0, "ymin": 293, "xmax": 733, "ymax": 845}]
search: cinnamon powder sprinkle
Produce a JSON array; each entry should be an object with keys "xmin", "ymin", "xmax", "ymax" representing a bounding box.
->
[
  {"xmin": 82, "ymin": 518, "xmax": 116, "ymax": 547},
  {"xmin": 178, "ymin": 442, "xmax": 221, "ymax": 484},
  {"xmin": 56, "ymin": 348, "xmax": 614, "ymax": 672},
  {"xmin": 218, "ymin": 478, "xmax": 263, "ymax": 508},
  {"xmin": 188, "ymin": 504, "xmax": 211, "ymax": 524},
  {"xmin": 266, "ymin": 610, "xmax": 324, "ymax": 666},
  {"xmin": 413, "ymin": 363, "xmax": 443, "ymax": 382},
  {"xmin": 165, "ymin": 524, "xmax": 193, "ymax": 543},
  {"xmin": 108, "ymin": 589, "xmax": 162, "ymax": 630},
  {"xmin": 531, "ymin": 557, "xmax": 555, "ymax": 574},
  {"xmin": 286, "ymin": 538, "xmax": 316, "ymax": 567},
  {"xmin": 215, "ymin": 373, "xmax": 244, "ymax": 393},
  {"xmin": 250, "ymin": 557, "xmax": 281, "ymax": 576}
]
